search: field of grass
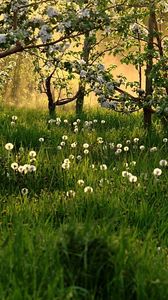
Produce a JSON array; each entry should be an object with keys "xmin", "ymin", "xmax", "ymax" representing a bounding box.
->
[{"xmin": 0, "ymin": 106, "xmax": 168, "ymax": 300}]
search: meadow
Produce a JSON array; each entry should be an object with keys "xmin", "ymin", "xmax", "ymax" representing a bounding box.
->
[{"xmin": 0, "ymin": 106, "xmax": 168, "ymax": 300}]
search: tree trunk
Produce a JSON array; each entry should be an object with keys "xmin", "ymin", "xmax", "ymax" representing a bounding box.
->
[
  {"xmin": 46, "ymin": 74, "xmax": 56, "ymax": 117},
  {"xmin": 76, "ymin": 84, "xmax": 85, "ymax": 115},
  {"xmin": 144, "ymin": 1, "xmax": 155, "ymax": 128}
]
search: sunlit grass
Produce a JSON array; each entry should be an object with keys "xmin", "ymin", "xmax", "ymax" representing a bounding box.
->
[{"xmin": 0, "ymin": 106, "xmax": 168, "ymax": 299}]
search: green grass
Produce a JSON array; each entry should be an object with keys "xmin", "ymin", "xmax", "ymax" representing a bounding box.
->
[{"xmin": 0, "ymin": 106, "xmax": 168, "ymax": 299}]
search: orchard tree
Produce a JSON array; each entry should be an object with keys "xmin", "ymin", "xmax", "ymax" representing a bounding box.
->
[{"xmin": 108, "ymin": 0, "xmax": 168, "ymax": 128}]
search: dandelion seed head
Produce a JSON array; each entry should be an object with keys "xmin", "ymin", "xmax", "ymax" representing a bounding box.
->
[
  {"xmin": 83, "ymin": 143, "xmax": 89, "ymax": 149},
  {"xmin": 29, "ymin": 150, "xmax": 36, "ymax": 158},
  {"xmin": 39, "ymin": 137, "xmax": 44, "ymax": 143},
  {"xmin": 153, "ymin": 168, "xmax": 162, "ymax": 176},
  {"xmin": 66, "ymin": 190, "xmax": 76, "ymax": 198},
  {"xmin": 62, "ymin": 135, "xmax": 68, "ymax": 141},
  {"xmin": 129, "ymin": 175, "xmax": 137, "ymax": 183},
  {"xmin": 159, "ymin": 159, "xmax": 167, "ymax": 167},
  {"xmin": 77, "ymin": 179, "xmax": 85, "ymax": 186},
  {"xmin": 100, "ymin": 164, "xmax": 107, "ymax": 171},
  {"xmin": 5, "ymin": 143, "xmax": 14, "ymax": 151},
  {"xmin": 139, "ymin": 145, "xmax": 145, "ymax": 151},
  {"xmin": 21, "ymin": 188, "xmax": 28, "ymax": 196},
  {"xmin": 124, "ymin": 146, "xmax": 129, "ymax": 152},
  {"xmin": 11, "ymin": 162, "xmax": 18, "ymax": 170},
  {"xmin": 150, "ymin": 147, "xmax": 157, "ymax": 153},
  {"xmin": 84, "ymin": 186, "xmax": 93, "ymax": 193},
  {"xmin": 84, "ymin": 149, "xmax": 89, "ymax": 155}
]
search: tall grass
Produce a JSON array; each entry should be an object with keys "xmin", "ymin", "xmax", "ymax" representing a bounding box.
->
[{"xmin": 0, "ymin": 106, "xmax": 168, "ymax": 300}]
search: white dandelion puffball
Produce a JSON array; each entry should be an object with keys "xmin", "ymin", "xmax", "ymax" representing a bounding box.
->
[
  {"xmin": 83, "ymin": 143, "xmax": 89, "ymax": 149},
  {"xmin": 153, "ymin": 168, "xmax": 162, "ymax": 176},
  {"xmin": 77, "ymin": 179, "xmax": 85, "ymax": 186},
  {"xmin": 62, "ymin": 135, "xmax": 68, "ymax": 141},
  {"xmin": 139, "ymin": 145, "xmax": 145, "ymax": 151},
  {"xmin": 122, "ymin": 171, "xmax": 129, "ymax": 177},
  {"xmin": 84, "ymin": 186, "xmax": 93, "ymax": 193},
  {"xmin": 129, "ymin": 175, "xmax": 137, "ymax": 183},
  {"xmin": 159, "ymin": 160, "xmax": 167, "ymax": 167},
  {"xmin": 39, "ymin": 137, "xmax": 44, "ymax": 143},
  {"xmin": 66, "ymin": 190, "xmax": 76, "ymax": 198},
  {"xmin": 11, "ymin": 162, "xmax": 18, "ymax": 170},
  {"xmin": 100, "ymin": 164, "xmax": 107, "ymax": 171},
  {"xmin": 12, "ymin": 115, "xmax": 18, "ymax": 121},
  {"xmin": 84, "ymin": 149, "xmax": 89, "ymax": 155},
  {"xmin": 163, "ymin": 138, "xmax": 168, "ymax": 143},
  {"xmin": 29, "ymin": 150, "xmax": 36, "ymax": 158},
  {"xmin": 5, "ymin": 143, "xmax": 14, "ymax": 151},
  {"xmin": 21, "ymin": 188, "xmax": 28, "ymax": 196},
  {"xmin": 124, "ymin": 146, "xmax": 129, "ymax": 152}
]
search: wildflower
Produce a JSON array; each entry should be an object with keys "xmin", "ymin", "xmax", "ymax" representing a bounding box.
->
[
  {"xmin": 153, "ymin": 168, "xmax": 162, "ymax": 176},
  {"xmin": 150, "ymin": 147, "xmax": 157, "ymax": 153},
  {"xmin": 74, "ymin": 127, "xmax": 78, "ymax": 133},
  {"xmin": 12, "ymin": 115, "xmax": 17, "ymax": 121},
  {"xmin": 83, "ymin": 143, "xmax": 89, "ymax": 149},
  {"xmin": 18, "ymin": 166, "xmax": 25, "ymax": 174},
  {"xmin": 126, "ymin": 140, "xmax": 131, "ymax": 144},
  {"xmin": 90, "ymin": 164, "xmax": 95, "ymax": 169},
  {"xmin": 116, "ymin": 143, "xmax": 122, "ymax": 149},
  {"xmin": 97, "ymin": 137, "xmax": 104, "ymax": 144},
  {"xmin": 66, "ymin": 190, "xmax": 76, "ymax": 198},
  {"xmin": 39, "ymin": 137, "xmax": 44, "ymax": 143},
  {"xmin": 76, "ymin": 118, "xmax": 81, "ymax": 123},
  {"xmin": 130, "ymin": 161, "xmax": 136, "ymax": 166},
  {"xmin": 11, "ymin": 121, "xmax": 15, "ymax": 126},
  {"xmin": 62, "ymin": 158, "xmax": 70, "ymax": 170},
  {"xmin": 64, "ymin": 158, "xmax": 70, "ymax": 164},
  {"xmin": 122, "ymin": 171, "xmax": 129, "ymax": 177},
  {"xmin": 77, "ymin": 155, "xmax": 82, "ymax": 161},
  {"xmin": 159, "ymin": 160, "xmax": 168, "ymax": 167},
  {"xmin": 62, "ymin": 135, "xmax": 68, "ymax": 141},
  {"xmin": 124, "ymin": 146, "xmax": 129, "ymax": 152},
  {"xmin": 48, "ymin": 119, "xmax": 56, "ymax": 124},
  {"xmin": 60, "ymin": 141, "xmax": 66, "ymax": 147},
  {"xmin": 19, "ymin": 147, "xmax": 24, "ymax": 152},
  {"xmin": 63, "ymin": 119, "xmax": 68, "ymax": 124},
  {"xmin": 57, "ymin": 145, "xmax": 62, "ymax": 150},
  {"xmin": 30, "ymin": 158, "xmax": 36, "ymax": 164},
  {"xmin": 5, "ymin": 143, "xmax": 14, "ymax": 151},
  {"xmin": 100, "ymin": 164, "xmax": 107, "ymax": 171},
  {"xmin": 84, "ymin": 186, "xmax": 93, "ymax": 193},
  {"xmin": 77, "ymin": 179, "xmax": 85, "ymax": 186},
  {"xmin": 11, "ymin": 162, "xmax": 18, "ymax": 170},
  {"xmin": 73, "ymin": 121, "xmax": 77, "ymax": 126},
  {"xmin": 133, "ymin": 138, "xmax": 139, "ymax": 143},
  {"xmin": 101, "ymin": 120, "xmax": 106, "ymax": 124},
  {"xmin": 29, "ymin": 165, "xmax": 37, "ymax": 172},
  {"xmin": 163, "ymin": 138, "xmax": 168, "ymax": 143},
  {"xmin": 115, "ymin": 149, "xmax": 122, "ymax": 155},
  {"xmin": 69, "ymin": 154, "xmax": 75, "ymax": 160},
  {"xmin": 139, "ymin": 145, "xmax": 145, "ymax": 151},
  {"xmin": 128, "ymin": 175, "xmax": 137, "ymax": 183},
  {"xmin": 29, "ymin": 150, "xmax": 36, "ymax": 158},
  {"xmin": 84, "ymin": 149, "xmax": 89, "ymax": 155},
  {"xmin": 21, "ymin": 188, "xmax": 28, "ymax": 196},
  {"xmin": 71, "ymin": 142, "xmax": 77, "ymax": 148},
  {"xmin": 124, "ymin": 162, "xmax": 129, "ymax": 168},
  {"xmin": 93, "ymin": 119, "xmax": 98, "ymax": 123},
  {"xmin": 23, "ymin": 164, "xmax": 30, "ymax": 174}
]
